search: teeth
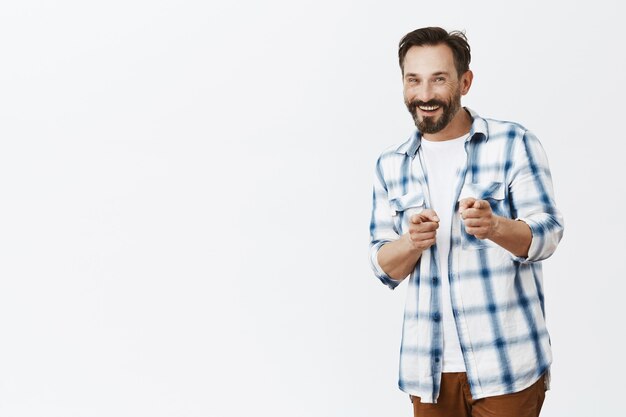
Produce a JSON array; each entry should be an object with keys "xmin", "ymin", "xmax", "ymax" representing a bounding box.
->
[{"xmin": 419, "ymin": 105, "xmax": 440, "ymax": 111}]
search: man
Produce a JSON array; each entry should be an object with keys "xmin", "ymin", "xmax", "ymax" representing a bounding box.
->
[{"xmin": 369, "ymin": 27, "xmax": 563, "ymax": 417}]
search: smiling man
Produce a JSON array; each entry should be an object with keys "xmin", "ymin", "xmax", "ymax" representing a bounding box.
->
[{"xmin": 369, "ymin": 27, "xmax": 564, "ymax": 417}]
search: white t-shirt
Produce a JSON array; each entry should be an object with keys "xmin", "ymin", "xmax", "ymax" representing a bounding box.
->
[{"xmin": 420, "ymin": 133, "xmax": 468, "ymax": 372}]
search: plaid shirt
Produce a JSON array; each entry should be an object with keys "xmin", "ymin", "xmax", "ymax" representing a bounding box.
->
[{"xmin": 369, "ymin": 108, "xmax": 564, "ymax": 403}]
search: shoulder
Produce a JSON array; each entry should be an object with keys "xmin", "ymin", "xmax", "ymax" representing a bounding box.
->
[
  {"xmin": 375, "ymin": 133, "xmax": 415, "ymax": 164},
  {"xmin": 477, "ymin": 116, "xmax": 550, "ymax": 168},
  {"xmin": 467, "ymin": 108, "xmax": 531, "ymax": 144},
  {"xmin": 377, "ymin": 143, "xmax": 403, "ymax": 161},
  {"xmin": 483, "ymin": 116, "xmax": 529, "ymax": 141},
  {"xmin": 373, "ymin": 134, "xmax": 415, "ymax": 187}
]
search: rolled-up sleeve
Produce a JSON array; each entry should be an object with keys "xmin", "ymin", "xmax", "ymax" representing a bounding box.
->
[
  {"xmin": 509, "ymin": 131, "xmax": 564, "ymax": 263},
  {"xmin": 369, "ymin": 156, "xmax": 403, "ymax": 289}
]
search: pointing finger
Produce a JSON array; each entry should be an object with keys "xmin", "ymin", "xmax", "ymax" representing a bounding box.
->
[
  {"xmin": 459, "ymin": 197, "xmax": 476, "ymax": 212},
  {"xmin": 458, "ymin": 198, "xmax": 476, "ymax": 212},
  {"xmin": 421, "ymin": 209, "xmax": 440, "ymax": 223},
  {"xmin": 410, "ymin": 214, "xmax": 422, "ymax": 224},
  {"xmin": 473, "ymin": 199, "xmax": 490, "ymax": 209}
]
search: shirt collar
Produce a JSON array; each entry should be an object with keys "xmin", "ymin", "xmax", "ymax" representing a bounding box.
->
[{"xmin": 395, "ymin": 107, "xmax": 489, "ymax": 158}]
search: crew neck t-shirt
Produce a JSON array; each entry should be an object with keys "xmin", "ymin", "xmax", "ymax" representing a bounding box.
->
[{"xmin": 420, "ymin": 133, "xmax": 468, "ymax": 372}]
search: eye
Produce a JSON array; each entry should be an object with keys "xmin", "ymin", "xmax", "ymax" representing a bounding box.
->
[{"xmin": 434, "ymin": 77, "xmax": 445, "ymax": 83}]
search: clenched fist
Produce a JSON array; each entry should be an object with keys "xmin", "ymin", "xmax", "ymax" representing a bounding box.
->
[{"xmin": 406, "ymin": 209, "xmax": 440, "ymax": 251}]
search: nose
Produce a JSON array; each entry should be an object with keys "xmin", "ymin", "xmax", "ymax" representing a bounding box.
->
[{"xmin": 414, "ymin": 82, "xmax": 435, "ymax": 103}]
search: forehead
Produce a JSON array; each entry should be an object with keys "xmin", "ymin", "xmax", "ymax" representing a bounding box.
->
[{"xmin": 403, "ymin": 44, "xmax": 457, "ymax": 76}]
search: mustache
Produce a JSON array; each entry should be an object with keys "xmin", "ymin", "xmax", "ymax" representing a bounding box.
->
[{"xmin": 407, "ymin": 99, "xmax": 447, "ymax": 113}]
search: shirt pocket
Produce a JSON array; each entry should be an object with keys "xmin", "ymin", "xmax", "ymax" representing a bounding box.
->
[
  {"xmin": 458, "ymin": 181, "xmax": 506, "ymax": 250},
  {"xmin": 389, "ymin": 191, "xmax": 426, "ymax": 235}
]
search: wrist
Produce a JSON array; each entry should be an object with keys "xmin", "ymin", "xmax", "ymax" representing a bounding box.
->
[
  {"xmin": 488, "ymin": 215, "xmax": 502, "ymax": 240},
  {"xmin": 402, "ymin": 232, "xmax": 425, "ymax": 254}
]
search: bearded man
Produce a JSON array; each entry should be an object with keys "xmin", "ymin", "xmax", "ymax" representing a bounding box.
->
[{"xmin": 368, "ymin": 27, "xmax": 564, "ymax": 417}]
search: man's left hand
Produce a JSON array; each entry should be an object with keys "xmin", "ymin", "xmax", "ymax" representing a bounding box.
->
[{"xmin": 458, "ymin": 198, "xmax": 498, "ymax": 240}]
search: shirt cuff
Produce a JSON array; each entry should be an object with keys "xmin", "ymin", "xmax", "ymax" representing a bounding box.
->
[
  {"xmin": 370, "ymin": 241, "xmax": 403, "ymax": 290},
  {"xmin": 510, "ymin": 218, "xmax": 538, "ymax": 263}
]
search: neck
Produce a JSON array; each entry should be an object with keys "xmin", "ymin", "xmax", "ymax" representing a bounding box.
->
[{"xmin": 422, "ymin": 107, "xmax": 472, "ymax": 142}]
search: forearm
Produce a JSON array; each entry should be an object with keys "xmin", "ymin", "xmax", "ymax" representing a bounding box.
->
[
  {"xmin": 377, "ymin": 235, "xmax": 423, "ymax": 281},
  {"xmin": 488, "ymin": 216, "xmax": 532, "ymax": 258}
]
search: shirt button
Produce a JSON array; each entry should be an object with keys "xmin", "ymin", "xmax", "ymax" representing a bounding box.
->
[
  {"xmin": 433, "ymin": 313, "xmax": 441, "ymax": 322},
  {"xmin": 435, "ymin": 357, "xmax": 440, "ymax": 363},
  {"xmin": 432, "ymin": 277, "xmax": 438, "ymax": 284}
]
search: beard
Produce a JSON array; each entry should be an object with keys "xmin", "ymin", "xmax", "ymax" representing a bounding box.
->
[{"xmin": 405, "ymin": 90, "xmax": 462, "ymax": 134}]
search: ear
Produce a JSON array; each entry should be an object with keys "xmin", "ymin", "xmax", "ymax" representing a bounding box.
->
[{"xmin": 460, "ymin": 70, "xmax": 473, "ymax": 95}]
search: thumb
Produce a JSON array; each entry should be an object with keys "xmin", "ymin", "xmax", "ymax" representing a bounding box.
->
[{"xmin": 420, "ymin": 208, "xmax": 440, "ymax": 223}]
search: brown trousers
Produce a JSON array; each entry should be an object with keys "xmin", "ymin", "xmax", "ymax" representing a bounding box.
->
[{"xmin": 411, "ymin": 373, "xmax": 546, "ymax": 417}]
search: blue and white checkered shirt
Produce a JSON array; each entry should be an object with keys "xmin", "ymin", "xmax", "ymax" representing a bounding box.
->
[{"xmin": 369, "ymin": 108, "xmax": 564, "ymax": 403}]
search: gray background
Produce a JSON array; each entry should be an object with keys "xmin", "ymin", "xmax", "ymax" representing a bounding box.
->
[{"xmin": 1, "ymin": 0, "xmax": 624, "ymax": 415}]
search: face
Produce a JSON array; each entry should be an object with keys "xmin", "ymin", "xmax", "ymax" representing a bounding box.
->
[{"xmin": 402, "ymin": 44, "xmax": 471, "ymax": 134}]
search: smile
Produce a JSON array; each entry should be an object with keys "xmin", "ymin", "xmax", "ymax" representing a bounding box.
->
[{"xmin": 418, "ymin": 105, "xmax": 440, "ymax": 111}]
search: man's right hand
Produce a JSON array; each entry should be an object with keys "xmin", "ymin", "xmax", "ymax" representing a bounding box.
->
[
  {"xmin": 377, "ymin": 208, "xmax": 440, "ymax": 281},
  {"xmin": 406, "ymin": 209, "xmax": 440, "ymax": 251}
]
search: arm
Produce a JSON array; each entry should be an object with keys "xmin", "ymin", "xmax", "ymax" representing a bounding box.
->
[
  {"xmin": 459, "ymin": 199, "xmax": 531, "ymax": 258},
  {"xmin": 377, "ymin": 210, "xmax": 440, "ymax": 280},
  {"xmin": 368, "ymin": 156, "xmax": 438, "ymax": 288},
  {"xmin": 459, "ymin": 131, "xmax": 563, "ymax": 261},
  {"xmin": 508, "ymin": 131, "xmax": 564, "ymax": 262},
  {"xmin": 368, "ymin": 156, "xmax": 403, "ymax": 289}
]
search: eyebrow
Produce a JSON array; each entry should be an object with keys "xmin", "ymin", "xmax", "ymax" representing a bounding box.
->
[{"xmin": 404, "ymin": 71, "xmax": 451, "ymax": 78}]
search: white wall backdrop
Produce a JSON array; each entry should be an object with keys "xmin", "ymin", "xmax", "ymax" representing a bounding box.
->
[{"xmin": 1, "ymin": 1, "xmax": 624, "ymax": 416}]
